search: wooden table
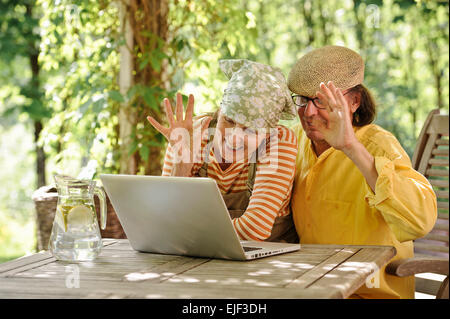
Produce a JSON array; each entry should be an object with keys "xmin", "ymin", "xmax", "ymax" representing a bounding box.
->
[{"xmin": 0, "ymin": 239, "xmax": 395, "ymax": 299}]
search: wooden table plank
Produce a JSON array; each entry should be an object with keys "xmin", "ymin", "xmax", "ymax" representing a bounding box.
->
[
  {"xmin": 123, "ymin": 257, "xmax": 211, "ymax": 283},
  {"xmin": 0, "ymin": 239, "xmax": 119, "ymax": 278},
  {"xmin": 0, "ymin": 240, "xmax": 396, "ymax": 299},
  {"xmin": 13, "ymin": 256, "xmax": 202, "ymax": 283},
  {"xmin": 309, "ymin": 246, "xmax": 396, "ymax": 299},
  {"xmin": 285, "ymin": 247, "xmax": 359, "ymax": 289},
  {"xmin": 0, "ymin": 277, "xmax": 330, "ymax": 299},
  {"xmin": 0, "ymin": 251, "xmax": 54, "ymax": 276}
]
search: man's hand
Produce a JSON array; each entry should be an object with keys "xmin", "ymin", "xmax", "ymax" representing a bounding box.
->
[
  {"xmin": 311, "ymin": 81, "xmax": 358, "ymax": 152},
  {"xmin": 312, "ymin": 81, "xmax": 378, "ymax": 192}
]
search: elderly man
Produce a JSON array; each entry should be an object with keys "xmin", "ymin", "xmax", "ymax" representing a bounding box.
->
[{"xmin": 287, "ymin": 45, "xmax": 437, "ymax": 298}]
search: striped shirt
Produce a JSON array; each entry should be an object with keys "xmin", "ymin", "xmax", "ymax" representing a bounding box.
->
[{"xmin": 162, "ymin": 117, "xmax": 298, "ymax": 241}]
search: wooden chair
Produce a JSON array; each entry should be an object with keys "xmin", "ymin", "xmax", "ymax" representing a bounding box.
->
[{"xmin": 386, "ymin": 109, "xmax": 449, "ymax": 299}]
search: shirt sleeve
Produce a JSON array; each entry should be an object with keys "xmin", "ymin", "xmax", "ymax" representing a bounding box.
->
[
  {"xmin": 232, "ymin": 126, "xmax": 298, "ymax": 241},
  {"xmin": 363, "ymin": 130, "xmax": 437, "ymax": 243},
  {"xmin": 161, "ymin": 143, "xmax": 176, "ymax": 176}
]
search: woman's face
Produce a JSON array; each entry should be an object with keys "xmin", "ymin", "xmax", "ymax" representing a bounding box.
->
[{"xmin": 213, "ymin": 112, "xmax": 267, "ymax": 163}]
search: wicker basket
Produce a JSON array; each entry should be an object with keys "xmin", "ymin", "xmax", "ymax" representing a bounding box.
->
[{"xmin": 32, "ymin": 185, "xmax": 126, "ymax": 251}]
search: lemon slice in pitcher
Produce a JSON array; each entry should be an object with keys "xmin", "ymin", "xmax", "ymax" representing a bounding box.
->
[{"xmin": 67, "ymin": 205, "xmax": 93, "ymax": 228}]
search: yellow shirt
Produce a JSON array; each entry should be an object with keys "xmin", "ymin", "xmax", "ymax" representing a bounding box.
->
[{"xmin": 291, "ymin": 123, "xmax": 437, "ymax": 299}]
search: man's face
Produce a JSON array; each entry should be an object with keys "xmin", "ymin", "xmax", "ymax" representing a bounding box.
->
[
  {"xmin": 297, "ymin": 90, "xmax": 356, "ymax": 144},
  {"xmin": 297, "ymin": 100, "xmax": 330, "ymax": 143}
]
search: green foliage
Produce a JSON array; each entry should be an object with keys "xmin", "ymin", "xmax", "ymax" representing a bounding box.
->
[
  {"xmin": 37, "ymin": 0, "xmax": 121, "ymax": 178},
  {"xmin": 0, "ymin": 0, "xmax": 40, "ymax": 58},
  {"xmin": 0, "ymin": 123, "xmax": 36, "ymax": 261},
  {"xmin": 170, "ymin": 0, "xmax": 449, "ymax": 156},
  {"xmin": 0, "ymin": 0, "xmax": 51, "ymax": 123},
  {"xmin": 0, "ymin": 212, "xmax": 36, "ymax": 262},
  {"xmin": 1, "ymin": 0, "xmax": 447, "ymax": 183},
  {"xmin": 183, "ymin": 1, "xmax": 257, "ymax": 88}
]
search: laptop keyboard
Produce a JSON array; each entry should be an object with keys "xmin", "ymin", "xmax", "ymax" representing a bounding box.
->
[{"xmin": 243, "ymin": 246, "xmax": 263, "ymax": 252}]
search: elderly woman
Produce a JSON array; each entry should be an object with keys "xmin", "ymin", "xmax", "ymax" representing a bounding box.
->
[
  {"xmin": 147, "ymin": 59, "xmax": 299, "ymax": 243},
  {"xmin": 287, "ymin": 45, "xmax": 437, "ymax": 298}
]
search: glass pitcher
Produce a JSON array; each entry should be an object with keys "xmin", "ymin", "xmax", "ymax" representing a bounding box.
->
[{"xmin": 49, "ymin": 175, "xmax": 107, "ymax": 262}]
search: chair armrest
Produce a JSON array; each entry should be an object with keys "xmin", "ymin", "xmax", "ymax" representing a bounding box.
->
[{"xmin": 386, "ymin": 257, "xmax": 449, "ymax": 277}]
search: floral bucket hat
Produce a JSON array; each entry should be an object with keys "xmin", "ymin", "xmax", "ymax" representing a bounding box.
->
[{"xmin": 219, "ymin": 59, "xmax": 297, "ymax": 131}]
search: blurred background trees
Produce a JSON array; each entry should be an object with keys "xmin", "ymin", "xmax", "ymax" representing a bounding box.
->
[{"xmin": 0, "ymin": 0, "xmax": 448, "ymax": 261}]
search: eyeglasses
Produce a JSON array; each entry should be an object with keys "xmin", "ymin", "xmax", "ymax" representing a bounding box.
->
[{"xmin": 292, "ymin": 91, "xmax": 351, "ymax": 110}]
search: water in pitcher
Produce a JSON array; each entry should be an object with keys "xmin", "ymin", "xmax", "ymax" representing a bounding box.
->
[{"xmin": 49, "ymin": 175, "xmax": 107, "ymax": 262}]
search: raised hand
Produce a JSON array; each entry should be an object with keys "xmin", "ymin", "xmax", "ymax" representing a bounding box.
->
[
  {"xmin": 147, "ymin": 93, "xmax": 193, "ymax": 146},
  {"xmin": 147, "ymin": 92, "xmax": 211, "ymax": 164},
  {"xmin": 311, "ymin": 81, "xmax": 358, "ymax": 151}
]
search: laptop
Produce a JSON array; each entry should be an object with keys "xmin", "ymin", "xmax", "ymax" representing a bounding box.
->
[{"xmin": 100, "ymin": 174, "xmax": 300, "ymax": 260}]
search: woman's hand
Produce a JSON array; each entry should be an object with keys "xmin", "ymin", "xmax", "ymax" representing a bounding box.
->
[
  {"xmin": 147, "ymin": 92, "xmax": 211, "ymax": 165},
  {"xmin": 311, "ymin": 81, "xmax": 358, "ymax": 152},
  {"xmin": 147, "ymin": 93, "xmax": 194, "ymax": 147}
]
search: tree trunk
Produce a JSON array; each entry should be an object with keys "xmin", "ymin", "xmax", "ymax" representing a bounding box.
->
[
  {"xmin": 118, "ymin": 0, "xmax": 137, "ymax": 174},
  {"xmin": 352, "ymin": 0, "xmax": 365, "ymax": 51},
  {"xmin": 258, "ymin": 2, "xmax": 271, "ymax": 63},
  {"xmin": 317, "ymin": 0, "xmax": 331, "ymax": 45},
  {"xmin": 27, "ymin": 3, "xmax": 46, "ymax": 188},
  {"xmin": 302, "ymin": 0, "xmax": 315, "ymax": 46},
  {"xmin": 426, "ymin": 39, "xmax": 443, "ymax": 110},
  {"xmin": 34, "ymin": 120, "xmax": 46, "ymax": 188},
  {"xmin": 126, "ymin": 0, "xmax": 169, "ymax": 176},
  {"xmin": 26, "ymin": 1, "xmax": 46, "ymax": 253},
  {"xmin": 142, "ymin": 0, "xmax": 168, "ymax": 176},
  {"xmin": 407, "ymin": 24, "xmax": 418, "ymax": 138}
]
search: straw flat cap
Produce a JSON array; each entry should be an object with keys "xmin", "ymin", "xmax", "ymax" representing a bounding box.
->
[{"xmin": 287, "ymin": 45, "xmax": 364, "ymax": 97}]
